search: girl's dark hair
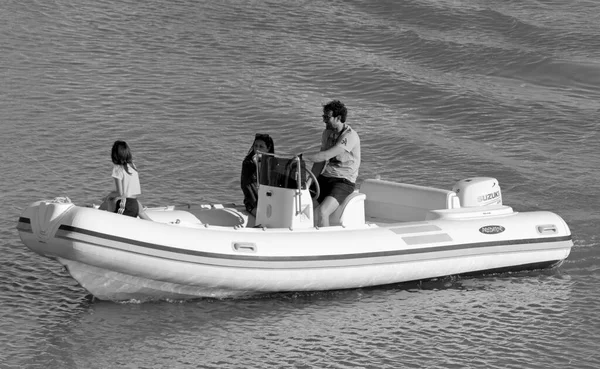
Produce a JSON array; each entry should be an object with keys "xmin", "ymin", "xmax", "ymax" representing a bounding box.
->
[{"xmin": 111, "ymin": 140, "xmax": 137, "ymax": 174}]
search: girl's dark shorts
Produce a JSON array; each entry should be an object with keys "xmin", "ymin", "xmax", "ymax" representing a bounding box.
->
[
  {"xmin": 115, "ymin": 198, "xmax": 139, "ymax": 217},
  {"xmin": 316, "ymin": 175, "xmax": 355, "ymax": 204}
]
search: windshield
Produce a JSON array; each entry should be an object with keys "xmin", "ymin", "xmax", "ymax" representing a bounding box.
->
[{"xmin": 257, "ymin": 154, "xmax": 308, "ymax": 190}]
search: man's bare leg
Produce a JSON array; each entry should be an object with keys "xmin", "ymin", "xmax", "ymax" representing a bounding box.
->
[{"xmin": 315, "ymin": 196, "xmax": 339, "ymax": 227}]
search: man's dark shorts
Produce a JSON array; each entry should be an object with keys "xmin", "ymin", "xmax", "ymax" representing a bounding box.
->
[
  {"xmin": 316, "ymin": 175, "xmax": 355, "ymax": 204},
  {"xmin": 115, "ymin": 198, "xmax": 139, "ymax": 217}
]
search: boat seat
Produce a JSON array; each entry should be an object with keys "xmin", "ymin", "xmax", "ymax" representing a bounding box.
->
[
  {"xmin": 360, "ymin": 179, "xmax": 460, "ymax": 222},
  {"xmin": 329, "ymin": 192, "xmax": 366, "ymax": 227},
  {"xmin": 146, "ymin": 210, "xmax": 203, "ymax": 225},
  {"xmin": 147, "ymin": 207, "xmax": 250, "ymax": 228}
]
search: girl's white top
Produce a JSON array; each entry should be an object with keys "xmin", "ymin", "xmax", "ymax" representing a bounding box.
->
[{"xmin": 112, "ymin": 164, "xmax": 142, "ymax": 198}]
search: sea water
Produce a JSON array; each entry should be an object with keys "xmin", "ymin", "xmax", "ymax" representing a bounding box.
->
[{"xmin": 1, "ymin": 1, "xmax": 599, "ymax": 368}]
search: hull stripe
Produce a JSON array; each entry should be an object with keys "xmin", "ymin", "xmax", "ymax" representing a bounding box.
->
[
  {"xmin": 18, "ymin": 217, "xmax": 573, "ymax": 262},
  {"xmin": 58, "ymin": 224, "xmax": 571, "ymax": 262}
]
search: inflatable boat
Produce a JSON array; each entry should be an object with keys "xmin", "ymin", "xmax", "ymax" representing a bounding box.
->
[{"xmin": 16, "ymin": 154, "xmax": 573, "ymax": 301}]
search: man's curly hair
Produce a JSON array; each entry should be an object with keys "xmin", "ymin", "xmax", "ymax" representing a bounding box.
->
[{"xmin": 323, "ymin": 100, "xmax": 347, "ymax": 123}]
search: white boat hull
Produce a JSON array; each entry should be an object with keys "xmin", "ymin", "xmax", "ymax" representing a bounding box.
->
[{"xmin": 16, "ymin": 198, "xmax": 572, "ymax": 301}]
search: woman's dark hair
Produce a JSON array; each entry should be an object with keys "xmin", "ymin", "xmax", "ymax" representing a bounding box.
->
[
  {"xmin": 323, "ymin": 100, "xmax": 347, "ymax": 123},
  {"xmin": 245, "ymin": 133, "xmax": 275, "ymax": 159},
  {"xmin": 111, "ymin": 140, "xmax": 137, "ymax": 174}
]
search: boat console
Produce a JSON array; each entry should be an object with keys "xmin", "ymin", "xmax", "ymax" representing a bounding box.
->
[{"xmin": 254, "ymin": 154, "xmax": 317, "ymax": 229}]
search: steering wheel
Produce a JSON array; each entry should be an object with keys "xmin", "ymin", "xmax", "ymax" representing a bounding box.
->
[
  {"xmin": 305, "ymin": 168, "xmax": 320, "ymax": 200},
  {"xmin": 284, "ymin": 157, "xmax": 321, "ymax": 200}
]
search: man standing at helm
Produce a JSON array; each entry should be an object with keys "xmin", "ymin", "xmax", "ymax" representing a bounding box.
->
[{"xmin": 304, "ymin": 100, "xmax": 361, "ymax": 227}]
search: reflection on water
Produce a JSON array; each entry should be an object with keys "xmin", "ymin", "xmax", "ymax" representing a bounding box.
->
[{"xmin": 6, "ymin": 269, "xmax": 587, "ymax": 368}]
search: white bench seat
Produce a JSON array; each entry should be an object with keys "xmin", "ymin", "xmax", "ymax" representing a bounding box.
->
[{"xmin": 360, "ymin": 179, "xmax": 460, "ymax": 223}]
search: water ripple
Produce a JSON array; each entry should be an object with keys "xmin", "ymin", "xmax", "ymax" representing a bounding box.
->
[{"xmin": 2, "ymin": 0, "xmax": 599, "ymax": 368}]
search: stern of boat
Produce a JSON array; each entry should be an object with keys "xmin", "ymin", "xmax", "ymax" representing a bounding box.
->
[{"xmin": 16, "ymin": 197, "xmax": 75, "ymax": 258}]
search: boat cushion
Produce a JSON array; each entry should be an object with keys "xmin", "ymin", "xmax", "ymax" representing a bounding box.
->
[
  {"xmin": 360, "ymin": 179, "xmax": 460, "ymax": 222},
  {"xmin": 329, "ymin": 192, "xmax": 366, "ymax": 227}
]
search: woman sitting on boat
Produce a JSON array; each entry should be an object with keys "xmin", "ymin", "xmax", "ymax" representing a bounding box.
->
[{"xmin": 241, "ymin": 133, "xmax": 275, "ymax": 217}]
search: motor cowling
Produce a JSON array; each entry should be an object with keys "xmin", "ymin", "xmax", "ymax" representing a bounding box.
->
[{"xmin": 452, "ymin": 177, "xmax": 502, "ymax": 208}]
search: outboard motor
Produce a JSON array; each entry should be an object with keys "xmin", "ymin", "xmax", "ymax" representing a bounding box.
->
[{"xmin": 452, "ymin": 177, "xmax": 502, "ymax": 208}]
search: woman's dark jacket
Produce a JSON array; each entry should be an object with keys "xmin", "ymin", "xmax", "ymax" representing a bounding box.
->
[{"xmin": 241, "ymin": 154, "xmax": 258, "ymax": 214}]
